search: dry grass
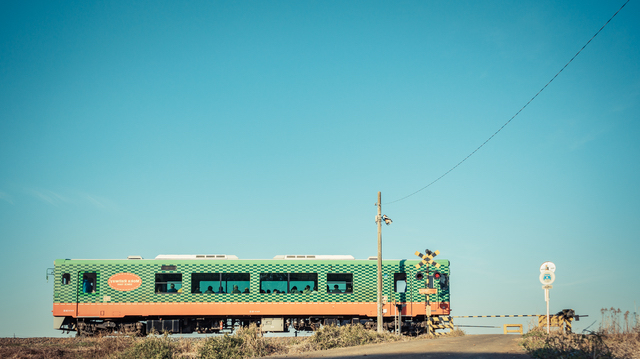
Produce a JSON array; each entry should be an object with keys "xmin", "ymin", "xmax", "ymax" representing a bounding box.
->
[
  {"xmin": 0, "ymin": 324, "xmax": 463, "ymax": 359},
  {"xmin": 304, "ymin": 324, "xmax": 404, "ymax": 351},
  {"xmin": 599, "ymin": 308, "xmax": 640, "ymax": 359},
  {"xmin": 520, "ymin": 308, "xmax": 640, "ymax": 359},
  {"xmin": 0, "ymin": 336, "xmax": 134, "ymax": 359},
  {"xmin": 443, "ymin": 327, "xmax": 466, "ymax": 338},
  {"xmin": 198, "ymin": 325, "xmax": 290, "ymax": 359},
  {"xmin": 196, "ymin": 324, "xmax": 412, "ymax": 358}
]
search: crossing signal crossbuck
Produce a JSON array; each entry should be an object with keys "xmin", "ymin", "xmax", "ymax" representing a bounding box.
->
[{"xmin": 415, "ymin": 249, "xmax": 441, "ymax": 269}]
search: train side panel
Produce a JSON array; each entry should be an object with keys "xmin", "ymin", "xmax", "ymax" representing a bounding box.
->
[{"xmin": 52, "ymin": 257, "xmax": 450, "ymax": 332}]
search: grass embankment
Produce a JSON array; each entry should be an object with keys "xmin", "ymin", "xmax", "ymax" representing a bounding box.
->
[
  {"xmin": 520, "ymin": 308, "xmax": 640, "ymax": 359},
  {"xmin": 1, "ymin": 325, "xmax": 464, "ymax": 359}
]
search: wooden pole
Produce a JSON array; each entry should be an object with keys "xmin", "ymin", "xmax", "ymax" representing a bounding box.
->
[{"xmin": 377, "ymin": 192, "xmax": 383, "ymax": 333}]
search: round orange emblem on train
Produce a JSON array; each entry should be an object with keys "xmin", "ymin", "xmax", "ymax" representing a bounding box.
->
[{"xmin": 108, "ymin": 273, "xmax": 142, "ymax": 291}]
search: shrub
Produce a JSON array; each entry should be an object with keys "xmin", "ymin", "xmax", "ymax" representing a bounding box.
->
[
  {"xmin": 521, "ymin": 308, "xmax": 640, "ymax": 359},
  {"xmin": 446, "ymin": 328, "xmax": 466, "ymax": 337},
  {"xmin": 198, "ymin": 334, "xmax": 244, "ymax": 359},
  {"xmin": 84, "ymin": 336, "xmax": 134, "ymax": 358},
  {"xmin": 521, "ymin": 328, "xmax": 614, "ymax": 359},
  {"xmin": 118, "ymin": 334, "xmax": 174, "ymax": 359},
  {"xmin": 198, "ymin": 324, "xmax": 286, "ymax": 359},
  {"xmin": 306, "ymin": 324, "xmax": 401, "ymax": 351}
]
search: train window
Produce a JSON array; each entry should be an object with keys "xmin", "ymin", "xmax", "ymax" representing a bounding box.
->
[
  {"xmin": 327, "ymin": 273, "xmax": 353, "ymax": 293},
  {"xmin": 192, "ymin": 273, "xmax": 220, "ymax": 293},
  {"xmin": 222, "ymin": 273, "xmax": 250, "ymax": 294},
  {"xmin": 191, "ymin": 273, "xmax": 251, "ymax": 293},
  {"xmin": 61, "ymin": 273, "xmax": 70, "ymax": 285},
  {"xmin": 289, "ymin": 273, "xmax": 317, "ymax": 293},
  {"xmin": 80, "ymin": 272, "xmax": 98, "ymax": 294},
  {"xmin": 394, "ymin": 273, "xmax": 407, "ymax": 293},
  {"xmin": 260, "ymin": 273, "xmax": 288, "ymax": 293},
  {"xmin": 260, "ymin": 273, "xmax": 318, "ymax": 294},
  {"xmin": 155, "ymin": 273, "xmax": 182, "ymax": 294}
]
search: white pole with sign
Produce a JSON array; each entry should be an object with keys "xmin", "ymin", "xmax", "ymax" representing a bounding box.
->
[{"xmin": 539, "ymin": 262, "xmax": 556, "ymax": 334}]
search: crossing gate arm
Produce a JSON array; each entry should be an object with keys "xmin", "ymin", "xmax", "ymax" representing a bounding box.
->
[
  {"xmin": 451, "ymin": 315, "xmax": 539, "ymax": 318},
  {"xmin": 455, "ymin": 325, "xmax": 500, "ymax": 328}
]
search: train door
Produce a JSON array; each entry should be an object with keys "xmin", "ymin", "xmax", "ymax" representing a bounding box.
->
[
  {"xmin": 77, "ymin": 271, "xmax": 99, "ymax": 316},
  {"xmin": 393, "ymin": 273, "xmax": 411, "ymax": 316}
]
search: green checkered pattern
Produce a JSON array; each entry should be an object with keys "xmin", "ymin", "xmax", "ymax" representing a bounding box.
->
[{"xmin": 53, "ymin": 259, "xmax": 450, "ymax": 304}]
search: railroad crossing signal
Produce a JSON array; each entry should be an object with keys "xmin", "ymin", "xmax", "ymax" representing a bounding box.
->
[{"xmin": 415, "ymin": 249, "xmax": 441, "ymax": 269}]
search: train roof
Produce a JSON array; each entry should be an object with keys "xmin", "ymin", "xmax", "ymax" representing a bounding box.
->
[
  {"xmin": 53, "ymin": 254, "xmax": 449, "ymax": 266},
  {"xmin": 59, "ymin": 254, "xmax": 360, "ymax": 261}
]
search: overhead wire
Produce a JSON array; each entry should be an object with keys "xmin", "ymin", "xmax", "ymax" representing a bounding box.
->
[{"xmin": 384, "ymin": 0, "xmax": 630, "ymax": 205}]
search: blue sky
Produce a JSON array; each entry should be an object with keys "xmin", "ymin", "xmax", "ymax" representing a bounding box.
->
[{"xmin": 1, "ymin": 0, "xmax": 638, "ymax": 336}]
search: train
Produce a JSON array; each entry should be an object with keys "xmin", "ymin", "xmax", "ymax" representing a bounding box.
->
[{"xmin": 51, "ymin": 254, "xmax": 450, "ymax": 336}]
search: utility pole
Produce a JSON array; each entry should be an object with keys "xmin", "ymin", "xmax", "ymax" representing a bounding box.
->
[{"xmin": 376, "ymin": 192, "xmax": 383, "ymax": 333}]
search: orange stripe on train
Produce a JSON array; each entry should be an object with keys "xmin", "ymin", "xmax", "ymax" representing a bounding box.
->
[{"xmin": 53, "ymin": 302, "xmax": 450, "ymax": 318}]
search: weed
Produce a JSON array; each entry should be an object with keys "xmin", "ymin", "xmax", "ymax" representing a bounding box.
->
[
  {"xmin": 118, "ymin": 333, "xmax": 175, "ymax": 359},
  {"xmin": 446, "ymin": 328, "xmax": 466, "ymax": 337},
  {"xmin": 306, "ymin": 324, "xmax": 402, "ymax": 351},
  {"xmin": 520, "ymin": 308, "xmax": 640, "ymax": 359},
  {"xmin": 198, "ymin": 324, "xmax": 287, "ymax": 359},
  {"xmin": 1, "ymin": 323, "xmax": 463, "ymax": 358}
]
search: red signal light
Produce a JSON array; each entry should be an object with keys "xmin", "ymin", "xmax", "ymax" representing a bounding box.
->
[{"xmin": 434, "ymin": 272, "xmax": 441, "ymax": 280}]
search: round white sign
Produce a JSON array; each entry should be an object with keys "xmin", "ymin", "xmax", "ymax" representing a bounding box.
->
[
  {"xmin": 539, "ymin": 270, "xmax": 555, "ymax": 285},
  {"xmin": 540, "ymin": 261, "xmax": 556, "ymax": 273}
]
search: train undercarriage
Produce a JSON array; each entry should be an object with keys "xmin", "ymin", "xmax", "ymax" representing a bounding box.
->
[{"xmin": 57, "ymin": 315, "xmax": 448, "ymax": 337}]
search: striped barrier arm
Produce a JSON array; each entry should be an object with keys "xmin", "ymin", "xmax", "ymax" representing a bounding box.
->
[
  {"xmin": 452, "ymin": 313, "xmax": 579, "ymax": 334},
  {"xmin": 452, "ymin": 315, "xmax": 538, "ymax": 318}
]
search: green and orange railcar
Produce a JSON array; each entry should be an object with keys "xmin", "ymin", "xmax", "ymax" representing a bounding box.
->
[{"xmin": 51, "ymin": 254, "xmax": 450, "ymax": 335}]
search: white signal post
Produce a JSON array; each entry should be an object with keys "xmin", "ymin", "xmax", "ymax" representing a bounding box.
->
[{"xmin": 539, "ymin": 262, "xmax": 556, "ymax": 334}]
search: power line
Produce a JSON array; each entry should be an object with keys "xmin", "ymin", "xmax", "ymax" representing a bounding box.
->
[{"xmin": 385, "ymin": 0, "xmax": 630, "ymax": 205}]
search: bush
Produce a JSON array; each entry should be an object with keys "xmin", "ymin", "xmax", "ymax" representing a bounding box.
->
[
  {"xmin": 521, "ymin": 308, "xmax": 640, "ymax": 359},
  {"xmin": 84, "ymin": 336, "xmax": 134, "ymax": 358},
  {"xmin": 306, "ymin": 324, "xmax": 401, "ymax": 351},
  {"xmin": 198, "ymin": 334, "xmax": 244, "ymax": 359},
  {"xmin": 198, "ymin": 324, "xmax": 402, "ymax": 358},
  {"xmin": 118, "ymin": 334, "xmax": 174, "ymax": 359},
  {"xmin": 198, "ymin": 324, "xmax": 286, "ymax": 359},
  {"xmin": 446, "ymin": 328, "xmax": 466, "ymax": 337},
  {"xmin": 521, "ymin": 328, "xmax": 614, "ymax": 359}
]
